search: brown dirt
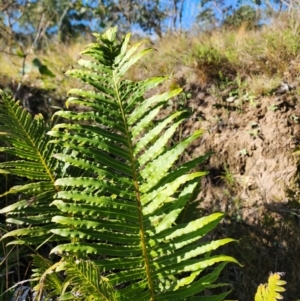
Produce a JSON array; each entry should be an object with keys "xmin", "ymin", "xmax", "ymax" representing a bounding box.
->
[
  {"xmin": 171, "ymin": 68, "xmax": 300, "ymax": 300},
  {"xmin": 0, "ymin": 75, "xmax": 65, "ymax": 120}
]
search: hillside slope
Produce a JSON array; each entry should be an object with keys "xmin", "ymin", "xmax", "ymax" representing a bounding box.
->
[{"xmin": 1, "ymin": 15, "xmax": 300, "ymax": 300}]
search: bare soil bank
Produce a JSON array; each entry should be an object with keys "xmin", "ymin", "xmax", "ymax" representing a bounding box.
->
[{"xmin": 171, "ymin": 69, "xmax": 300, "ymax": 300}]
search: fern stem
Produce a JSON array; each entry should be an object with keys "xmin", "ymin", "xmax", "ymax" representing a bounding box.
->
[
  {"xmin": 4, "ymin": 172, "xmax": 8, "ymax": 291},
  {"xmin": 113, "ymin": 71, "xmax": 155, "ymax": 300}
]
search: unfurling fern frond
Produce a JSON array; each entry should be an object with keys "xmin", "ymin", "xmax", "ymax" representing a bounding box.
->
[
  {"xmin": 255, "ymin": 272, "xmax": 286, "ymax": 301},
  {"xmin": 47, "ymin": 27, "xmax": 241, "ymax": 300},
  {"xmin": 0, "ymin": 92, "xmax": 62, "ymax": 245}
]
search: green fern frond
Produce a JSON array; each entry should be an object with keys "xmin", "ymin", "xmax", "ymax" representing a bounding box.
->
[
  {"xmin": 46, "ymin": 27, "xmax": 241, "ymax": 300},
  {"xmin": 0, "ymin": 93, "xmax": 54, "ymax": 182},
  {"xmin": 255, "ymin": 272, "xmax": 286, "ymax": 301},
  {"xmin": 0, "ymin": 91, "xmax": 61, "ymax": 244}
]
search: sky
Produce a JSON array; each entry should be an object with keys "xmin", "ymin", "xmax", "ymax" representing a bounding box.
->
[
  {"xmin": 169, "ymin": 0, "xmax": 200, "ymax": 29},
  {"xmin": 173, "ymin": 0, "xmax": 282, "ymax": 30},
  {"xmin": 6, "ymin": 0, "xmax": 284, "ymax": 37},
  {"xmin": 130, "ymin": 0, "xmax": 236, "ymax": 35},
  {"xmin": 164, "ymin": 0, "xmax": 250, "ymax": 30}
]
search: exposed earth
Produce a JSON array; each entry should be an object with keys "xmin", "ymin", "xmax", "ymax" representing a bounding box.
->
[{"xmin": 170, "ymin": 68, "xmax": 300, "ymax": 300}]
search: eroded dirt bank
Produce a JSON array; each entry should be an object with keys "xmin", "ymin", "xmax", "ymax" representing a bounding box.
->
[{"xmin": 170, "ymin": 70, "xmax": 300, "ymax": 300}]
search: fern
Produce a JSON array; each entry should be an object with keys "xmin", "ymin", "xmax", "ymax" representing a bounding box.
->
[
  {"xmin": 0, "ymin": 27, "xmax": 241, "ymax": 300},
  {"xmin": 31, "ymin": 254, "xmax": 64, "ymax": 300},
  {"xmin": 255, "ymin": 272, "xmax": 286, "ymax": 301},
  {"xmin": 0, "ymin": 92, "xmax": 62, "ymax": 245},
  {"xmin": 31, "ymin": 256, "xmax": 116, "ymax": 301},
  {"xmin": 43, "ymin": 27, "xmax": 241, "ymax": 300},
  {"xmin": 58, "ymin": 257, "xmax": 117, "ymax": 301}
]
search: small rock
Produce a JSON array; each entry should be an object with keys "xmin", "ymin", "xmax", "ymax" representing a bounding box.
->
[
  {"xmin": 226, "ymin": 96, "xmax": 237, "ymax": 103},
  {"xmin": 276, "ymin": 81, "xmax": 290, "ymax": 95}
]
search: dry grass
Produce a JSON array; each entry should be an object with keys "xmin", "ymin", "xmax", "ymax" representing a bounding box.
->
[
  {"xmin": 246, "ymin": 74, "xmax": 282, "ymax": 97},
  {"xmin": 138, "ymin": 11, "xmax": 300, "ymax": 93},
  {"xmin": 0, "ymin": 42, "xmax": 87, "ymax": 98},
  {"xmin": 1, "ymin": 11, "xmax": 300, "ymax": 100}
]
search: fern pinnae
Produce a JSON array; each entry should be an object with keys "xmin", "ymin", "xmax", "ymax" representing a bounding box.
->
[
  {"xmin": 0, "ymin": 92, "xmax": 65, "ymax": 246},
  {"xmin": 0, "ymin": 96, "xmax": 55, "ymax": 185},
  {"xmin": 124, "ymin": 76, "xmax": 167, "ymax": 113},
  {"xmin": 66, "ymin": 88, "xmax": 117, "ymax": 108},
  {"xmin": 128, "ymin": 88, "xmax": 182, "ymax": 126},
  {"xmin": 255, "ymin": 272, "xmax": 286, "ymax": 301},
  {"xmin": 133, "ymin": 110, "xmax": 186, "ymax": 154},
  {"xmin": 140, "ymin": 130, "xmax": 203, "ymax": 193}
]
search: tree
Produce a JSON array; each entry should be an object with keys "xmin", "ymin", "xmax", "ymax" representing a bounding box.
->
[
  {"xmin": 195, "ymin": 0, "xmax": 294, "ymax": 30},
  {"xmin": 0, "ymin": 0, "xmax": 95, "ymax": 47},
  {"xmin": 223, "ymin": 4, "xmax": 261, "ymax": 29},
  {"xmin": 0, "ymin": 0, "xmax": 186, "ymax": 46}
]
